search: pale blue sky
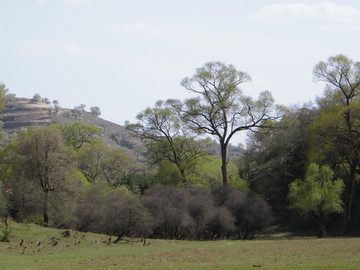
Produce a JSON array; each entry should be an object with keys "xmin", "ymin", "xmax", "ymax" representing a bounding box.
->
[{"xmin": 1, "ymin": 0, "xmax": 360, "ymax": 131}]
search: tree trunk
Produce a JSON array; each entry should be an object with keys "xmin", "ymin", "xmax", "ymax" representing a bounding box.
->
[
  {"xmin": 179, "ymin": 168, "xmax": 187, "ymax": 183},
  {"xmin": 342, "ymin": 159, "xmax": 357, "ymax": 235},
  {"xmin": 220, "ymin": 142, "xmax": 228, "ymax": 186},
  {"xmin": 43, "ymin": 191, "xmax": 49, "ymax": 225},
  {"xmin": 317, "ymin": 210, "xmax": 326, "ymax": 238}
]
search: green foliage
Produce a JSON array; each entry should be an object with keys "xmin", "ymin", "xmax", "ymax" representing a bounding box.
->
[
  {"xmin": 289, "ymin": 163, "xmax": 344, "ymax": 216},
  {"xmin": 128, "ymin": 99, "xmax": 207, "ymax": 184},
  {"xmin": 0, "ymin": 227, "xmax": 12, "ymax": 242},
  {"xmin": 181, "ymin": 61, "xmax": 278, "ymax": 185},
  {"xmin": 58, "ymin": 121, "xmax": 101, "ymax": 150},
  {"xmin": 314, "ymin": 54, "xmax": 360, "ymax": 106},
  {"xmin": 153, "ymin": 161, "xmax": 182, "ymax": 186},
  {"xmin": 76, "ymin": 139, "xmax": 133, "ymax": 184},
  {"xmin": 115, "ymin": 174, "xmax": 155, "ymax": 195},
  {"xmin": 288, "ymin": 163, "xmax": 344, "ymax": 237},
  {"xmin": 0, "ymin": 82, "xmax": 8, "ymax": 110},
  {"xmin": 192, "ymin": 156, "xmax": 249, "ymax": 190},
  {"xmin": 3, "ymin": 125, "xmax": 76, "ymax": 224},
  {"xmin": 25, "ymin": 214, "xmax": 44, "ymax": 224}
]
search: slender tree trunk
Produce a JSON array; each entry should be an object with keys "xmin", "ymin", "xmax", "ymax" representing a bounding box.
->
[
  {"xmin": 179, "ymin": 168, "xmax": 187, "ymax": 183},
  {"xmin": 342, "ymin": 159, "xmax": 357, "ymax": 235},
  {"xmin": 317, "ymin": 210, "xmax": 326, "ymax": 238},
  {"xmin": 43, "ymin": 191, "xmax": 49, "ymax": 225},
  {"xmin": 220, "ymin": 142, "xmax": 228, "ymax": 186}
]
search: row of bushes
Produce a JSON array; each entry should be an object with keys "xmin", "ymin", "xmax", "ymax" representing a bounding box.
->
[
  {"xmin": 1, "ymin": 184, "xmax": 272, "ymax": 240},
  {"xmin": 72, "ymin": 185, "xmax": 272, "ymax": 240}
]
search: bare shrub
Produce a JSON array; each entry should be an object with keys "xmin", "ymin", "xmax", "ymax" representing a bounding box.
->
[
  {"xmin": 141, "ymin": 185, "xmax": 193, "ymax": 239},
  {"xmin": 142, "ymin": 185, "xmax": 237, "ymax": 240},
  {"xmin": 73, "ymin": 186, "xmax": 153, "ymax": 241},
  {"xmin": 101, "ymin": 189, "xmax": 154, "ymax": 242},
  {"xmin": 215, "ymin": 187, "xmax": 273, "ymax": 239}
]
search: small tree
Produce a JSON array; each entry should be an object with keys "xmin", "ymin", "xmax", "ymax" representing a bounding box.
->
[
  {"xmin": 52, "ymin": 100, "xmax": 60, "ymax": 113},
  {"xmin": 288, "ymin": 163, "xmax": 344, "ymax": 238},
  {"xmin": 43, "ymin": 97, "xmax": 51, "ymax": 105},
  {"xmin": 31, "ymin": 93, "xmax": 42, "ymax": 103},
  {"xmin": 90, "ymin": 106, "xmax": 101, "ymax": 116}
]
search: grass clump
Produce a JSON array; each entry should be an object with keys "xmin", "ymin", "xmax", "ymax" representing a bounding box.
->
[{"xmin": 0, "ymin": 227, "xmax": 12, "ymax": 242}]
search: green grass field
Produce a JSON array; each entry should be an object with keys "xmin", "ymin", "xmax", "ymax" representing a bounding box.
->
[{"xmin": 1, "ymin": 221, "xmax": 360, "ymax": 270}]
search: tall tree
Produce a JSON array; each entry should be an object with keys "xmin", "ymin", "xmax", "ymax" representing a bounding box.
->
[
  {"xmin": 13, "ymin": 126, "xmax": 74, "ymax": 224},
  {"xmin": 288, "ymin": 163, "xmax": 344, "ymax": 238},
  {"xmin": 181, "ymin": 61, "xmax": 278, "ymax": 185},
  {"xmin": 312, "ymin": 54, "xmax": 360, "ymax": 234},
  {"xmin": 314, "ymin": 54, "xmax": 360, "ymax": 106},
  {"xmin": 127, "ymin": 100, "xmax": 208, "ymax": 184}
]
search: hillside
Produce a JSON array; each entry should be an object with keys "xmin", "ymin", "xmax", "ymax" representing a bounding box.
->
[
  {"xmin": 0, "ymin": 98, "xmax": 145, "ymax": 161},
  {"xmin": 0, "ymin": 97, "xmax": 243, "ymax": 162}
]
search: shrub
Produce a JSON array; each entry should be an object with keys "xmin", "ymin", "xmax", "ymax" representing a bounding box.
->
[
  {"xmin": 213, "ymin": 186, "xmax": 273, "ymax": 239},
  {"xmin": 141, "ymin": 185, "xmax": 193, "ymax": 239},
  {"xmin": 142, "ymin": 185, "xmax": 237, "ymax": 240},
  {"xmin": 0, "ymin": 227, "xmax": 12, "ymax": 242},
  {"xmin": 73, "ymin": 186, "xmax": 153, "ymax": 241},
  {"xmin": 101, "ymin": 189, "xmax": 154, "ymax": 242}
]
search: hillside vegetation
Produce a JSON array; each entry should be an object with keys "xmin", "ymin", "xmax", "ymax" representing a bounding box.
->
[
  {"xmin": 0, "ymin": 54, "xmax": 360, "ymax": 247},
  {"xmin": 0, "ymin": 97, "xmax": 144, "ymax": 160}
]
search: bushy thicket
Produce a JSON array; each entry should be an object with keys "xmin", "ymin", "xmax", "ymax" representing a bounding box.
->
[
  {"xmin": 145, "ymin": 185, "xmax": 273, "ymax": 240},
  {"xmin": 0, "ymin": 181, "xmax": 272, "ymax": 240},
  {"xmin": 70, "ymin": 184, "xmax": 272, "ymax": 240},
  {"xmin": 72, "ymin": 185, "xmax": 153, "ymax": 242}
]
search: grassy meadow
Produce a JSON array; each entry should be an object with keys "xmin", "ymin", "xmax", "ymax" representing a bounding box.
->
[{"xmin": 1, "ymin": 221, "xmax": 360, "ymax": 270}]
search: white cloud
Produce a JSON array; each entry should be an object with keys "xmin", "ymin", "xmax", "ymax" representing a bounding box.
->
[
  {"xmin": 251, "ymin": 1, "xmax": 360, "ymax": 30},
  {"xmin": 112, "ymin": 23, "xmax": 165, "ymax": 36}
]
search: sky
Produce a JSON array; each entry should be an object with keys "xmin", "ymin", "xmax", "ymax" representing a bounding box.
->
[{"xmin": 1, "ymin": 0, "xmax": 360, "ymax": 136}]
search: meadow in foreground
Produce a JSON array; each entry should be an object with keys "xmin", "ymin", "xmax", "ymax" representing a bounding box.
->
[{"xmin": 1, "ymin": 222, "xmax": 360, "ymax": 270}]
